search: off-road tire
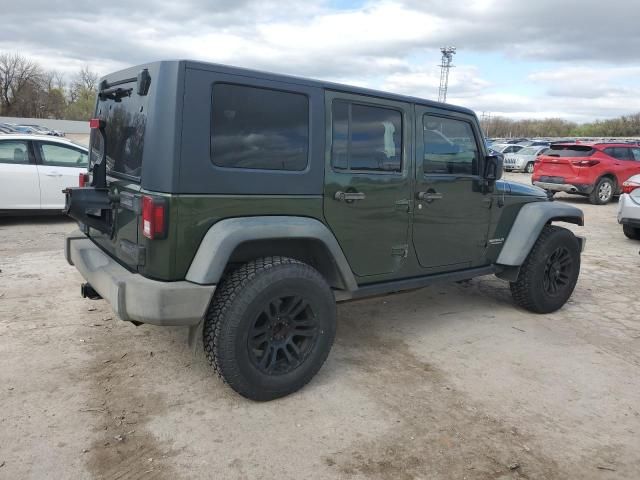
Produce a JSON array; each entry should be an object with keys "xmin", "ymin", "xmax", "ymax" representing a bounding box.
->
[
  {"xmin": 510, "ymin": 225, "xmax": 581, "ymax": 314},
  {"xmin": 525, "ymin": 162, "xmax": 534, "ymax": 174},
  {"xmin": 589, "ymin": 177, "xmax": 615, "ymax": 205},
  {"xmin": 623, "ymin": 224, "xmax": 640, "ymax": 240},
  {"xmin": 203, "ymin": 257, "xmax": 336, "ymax": 401}
]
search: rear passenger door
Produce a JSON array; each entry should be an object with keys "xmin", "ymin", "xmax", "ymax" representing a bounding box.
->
[
  {"xmin": 0, "ymin": 139, "xmax": 40, "ymax": 210},
  {"xmin": 603, "ymin": 147, "xmax": 638, "ymax": 186},
  {"xmin": 323, "ymin": 92, "xmax": 412, "ymax": 278},
  {"xmin": 35, "ymin": 141, "xmax": 88, "ymax": 209},
  {"xmin": 412, "ymin": 108, "xmax": 491, "ymax": 271}
]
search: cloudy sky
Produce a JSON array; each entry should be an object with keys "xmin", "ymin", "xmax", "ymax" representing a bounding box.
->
[{"xmin": 2, "ymin": 0, "xmax": 639, "ymax": 122}]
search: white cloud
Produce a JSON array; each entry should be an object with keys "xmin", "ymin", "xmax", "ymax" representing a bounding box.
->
[{"xmin": 1, "ymin": 0, "xmax": 639, "ymax": 121}]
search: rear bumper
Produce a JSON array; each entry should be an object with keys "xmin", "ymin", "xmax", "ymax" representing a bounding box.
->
[
  {"xmin": 532, "ymin": 181, "xmax": 593, "ymax": 194},
  {"xmin": 617, "ymin": 194, "xmax": 640, "ymax": 225},
  {"xmin": 65, "ymin": 230, "xmax": 215, "ymax": 326}
]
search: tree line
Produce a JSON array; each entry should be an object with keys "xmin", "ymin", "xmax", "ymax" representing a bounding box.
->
[
  {"xmin": 2, "ymin": 51, "xmax": 640, "ymax": 137},
  {"xmin": 0, "ymin": 52, "xmax": 98, "ymax": 121},
  {"xmin": 481, "ymin": 113, "xmax": 640, "ymax": 139}
]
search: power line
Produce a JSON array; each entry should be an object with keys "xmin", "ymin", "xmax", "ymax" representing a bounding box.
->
[{"xmin": 437, "ymin": 46, "xmax": 456, "ymax": 103}]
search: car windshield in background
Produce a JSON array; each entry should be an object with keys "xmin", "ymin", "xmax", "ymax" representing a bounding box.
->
[
  {"xmin": 545, "ymin": 145, "xmax": 594, "ymax": 157},
  {"xmin": 518, "ymin": 147, "xmax": 539, "ymax": 156}
]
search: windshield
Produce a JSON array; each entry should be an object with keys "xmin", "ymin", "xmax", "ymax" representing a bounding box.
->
[
  {"xmin": 517, "ymin": 147, "xmax": 538, "ymax": 156},
  {"xmin": 545, "ymin": 145, "xmax": 594, "ymax": 157}
]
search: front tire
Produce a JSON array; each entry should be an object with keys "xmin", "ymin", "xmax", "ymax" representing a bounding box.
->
[
  {"xmin": 203, "ymin": 257, "xmax": 336, "ymax": 401},
  {"xmin": 589, "ymin": 177, "xmax": 615, "ymax": 205},
  {"xmin": 623, "ymin": 224, "xmax": 640, "ymax": 240},
  {"xmin": 510, "ymin": 225, "xmax": 581, "ymax": 314},
  {"xmin": 525, "ymin": 162, "xmax": 534, "ymax": 174}
]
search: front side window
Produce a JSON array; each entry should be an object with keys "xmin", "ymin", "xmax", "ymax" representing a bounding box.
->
[
  {"xmin": 423, "ymin": 115, "xmax": 479, "ymax": 175},
  {"xmin": 40, "ymin": 143, "xmax": 88, "ymax": 167},
  {"xmin": 0, "ymin": 140, "xmax": 30, "ymax": 164},
  {"xmin": 211, "ymin": 83, "xmax": 309, "ymax": 171},
  {"xmin": 331, "ymin": 100, "xmax": 402, "ymax": 172},
  {"xmin": 631, "ymin": 148, "xmax": 640, "ymax": 161}
]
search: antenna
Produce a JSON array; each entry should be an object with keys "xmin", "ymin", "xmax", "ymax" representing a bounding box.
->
[{"xmin": 437, "ymin": 46, "xmax": 456, "ymax": 103}]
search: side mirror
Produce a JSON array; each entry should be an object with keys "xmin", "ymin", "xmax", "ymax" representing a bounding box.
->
[{"xmin": 484, "ymin": 154, "xmax": 503, "ymax": 182}]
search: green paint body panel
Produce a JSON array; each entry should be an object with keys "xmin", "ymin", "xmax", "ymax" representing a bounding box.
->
[
  {"xmin": 171, "ymin": 196, "xmax": 325, "ymax": 281},
  {"xmin": 322, "ymin": 91, "xmax": 412, "ymax": 278},
  {"xmin": 80, "ymin": 61, "xmax": 565, "ymax": 290}
]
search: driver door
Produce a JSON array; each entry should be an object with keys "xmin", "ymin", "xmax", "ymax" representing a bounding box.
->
[
  {"xmin": 412, "ymin": 108, "xmax": 492, "ymax": 272},
  {"xmin": 35, "ymin": 141, "xmax": 88, "ymax": 209}
]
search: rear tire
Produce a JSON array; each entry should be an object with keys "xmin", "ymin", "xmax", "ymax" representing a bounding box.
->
[
  {"xmin": 525, "ymin": 162, "xmax": 534, "ymax": 174},
  {"xmin": 510, "ymin": 225, "xmax": 581, "ymax": 314},
  {"xmin": 623, "ymin": 224, "xmax": 640, "ymax": 240},
  {"xmin": 589, "ymin": 177, "xmax": 615, "ymax": 205},
  {"xmin": 203, "ymin": 257, "xmax": 336, "ymax": 401}
]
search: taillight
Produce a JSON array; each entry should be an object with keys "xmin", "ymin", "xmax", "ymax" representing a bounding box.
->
[
  {"xmin": 622, "ymin": 180, "xmax": 640, "ymax": 194},
  {"xmin": 142, "ymin": 195, "xmax": 167, "ymax": 240},
  {"xmin": 571, "ymin": 159, "xmax": 600, "ymax": 167},
  {"xmin": 78, "ymin": 172, "xmax": 89, "ymax": 187},
  {"xmin": 89, "ymin": 118, "xmax": 105, "ymax": 129}
]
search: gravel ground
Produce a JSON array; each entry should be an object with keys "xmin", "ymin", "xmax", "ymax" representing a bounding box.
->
[{"xmin": 1, "ymin": 173, "xmax": 639, "ymax": 479}]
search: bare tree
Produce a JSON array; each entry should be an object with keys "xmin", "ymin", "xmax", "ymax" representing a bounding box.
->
[{"xmin": 0, "ymin": 52, "xmax": 42, "ymax": 115}]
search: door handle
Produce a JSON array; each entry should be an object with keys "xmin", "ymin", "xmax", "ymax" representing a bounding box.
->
[
  {"xmin": 45, "ymin": 172, "xmax": 62, "ymax": 177},
  {"xmin": 416, "ymin": 191, "xmax": 443, "ymax": 203},
  {"xmin": 334, "ymin": 191, "xmax": 366, "ymax": 202}
]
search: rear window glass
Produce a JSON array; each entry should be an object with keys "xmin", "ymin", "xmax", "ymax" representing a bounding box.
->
[
  {"xmin": 90, "ymin": 97, "xmax": 146, "ymax": 179},
  {"xmin": 211, "ymin": 83, "xmax": 309, "ymax": 171},
  {"xmin": 331, "ymin": 100, "xmax": 402, "ymax": 172},
  {"xmin": 545, "ymin": 145, "xmax": 594, "ymax": 157},
  {"xmin": 40, "ymin": 143, "xmax": 88, "ymax": 167}
]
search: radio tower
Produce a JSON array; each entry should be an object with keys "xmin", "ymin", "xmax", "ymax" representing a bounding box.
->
[{"xmin": 437, "ymin": 46, "xmax": 456, "ymax": 103}]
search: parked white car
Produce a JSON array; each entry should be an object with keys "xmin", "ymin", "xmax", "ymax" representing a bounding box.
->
[
  {"xmin": 617, "ymin": 174, "xmax": 640, "ymax": 240},
  {"xmin": 0, "ymin": 134, "xmax": 88, "ymax": 213},
  {"xmin": 503, "ymin": 145, "xmax": 549, "ymax": 173}
]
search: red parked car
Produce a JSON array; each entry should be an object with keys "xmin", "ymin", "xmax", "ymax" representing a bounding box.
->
[{"xmin": 532, "ymin": 143, "xmax": 640, "ymax": 204}]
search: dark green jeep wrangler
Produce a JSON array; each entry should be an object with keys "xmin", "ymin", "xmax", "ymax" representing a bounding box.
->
[{"xmin": 64, "ymin": 60, "xmax": 585, "ymax": 401}]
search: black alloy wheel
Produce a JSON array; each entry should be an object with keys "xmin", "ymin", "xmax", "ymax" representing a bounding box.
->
[
  {"xmin": 542, "ymin": 247, "xmax": 573, "ymax": 297},
  {"xmin": 248, "ymin": 295, "xmax": 319, "ymax": 375}
]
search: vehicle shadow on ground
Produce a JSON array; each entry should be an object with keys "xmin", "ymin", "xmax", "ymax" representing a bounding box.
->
[{"xmin": 0, "ymin": 214, "xmax": 73, "ymax": 227}]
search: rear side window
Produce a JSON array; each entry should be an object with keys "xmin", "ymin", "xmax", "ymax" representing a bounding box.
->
[
  {"xmin": 423, "ymin": 115, "xmax": 479, "ymax": 175},
  {"xmin": 39, "ymin": 143, "xmax": 88, "ymax": 167},
  {"xmin": 632, "ymin": 148, "xmax": 640, "ymax": 161},
  {"xmin": 0, "ymin": 140, "xmax": 30, "ymax": 164},
  {"xmin": 211, "ymin": 83, "xmax": 309, "ymax": 171},
  {"xmin": 546, "ymin": 145, "xmax": 594, "ymax": 157},
  {"xmin": 604, "ymin": 147, "xmax": 633, "ymax": 161},
  {"xmin": 331, "ymin": 100, "xmax": 402, "ymax": 172}
]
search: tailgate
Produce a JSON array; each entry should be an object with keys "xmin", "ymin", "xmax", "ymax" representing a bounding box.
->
[
  {"xmin": 538, "ymin": 144, "xmax": 595, "ymax": 179},
  {"xmin": 71, "ymin": 69, "xmax": 151, "ymax": 271}
]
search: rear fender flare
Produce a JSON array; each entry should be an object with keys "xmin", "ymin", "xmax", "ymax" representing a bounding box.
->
[
  {"xmin": 496, "ymin": 202, "xmax": 584, "ymax": 269},
  {"xmin": 185, "ymin": 216, "xmax": 358, "ymax": 291}
]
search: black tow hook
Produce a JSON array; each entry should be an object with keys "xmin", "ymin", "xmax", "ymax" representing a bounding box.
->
[{"xmin": 81, "ymin": 283, "xmax": 102, "ymax": 300}]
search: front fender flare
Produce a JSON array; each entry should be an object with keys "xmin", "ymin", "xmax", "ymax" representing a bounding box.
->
[
  {"xmin": 185, "ymin": 216, "xmax": 358, "ymax": 291},
  {"xmin": 496, "ymin": 202, "xmax": 584, "ymax": 267}
]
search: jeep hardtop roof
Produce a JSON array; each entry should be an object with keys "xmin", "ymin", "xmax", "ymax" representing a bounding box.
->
[{"xmin": 101, "ymin": 59, "xmax": 476, "ymax": 117}]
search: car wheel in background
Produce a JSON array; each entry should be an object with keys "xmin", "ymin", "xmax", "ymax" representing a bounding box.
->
[
  {"xmin": 622, "ymin": 224, "xmax": 640, "ymax": 240},
  {"xmin": 589, "ymin": 177, "xmax": 615, "ymax": 205},
  {"xmin": 525, "ymin": 162, "xmax": 534, "ymax": 174}
]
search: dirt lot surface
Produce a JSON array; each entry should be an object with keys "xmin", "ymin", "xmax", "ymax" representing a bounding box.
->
[{"xmin": 1, "ymin": 173, "xmax": 639, "ymax": 479}]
